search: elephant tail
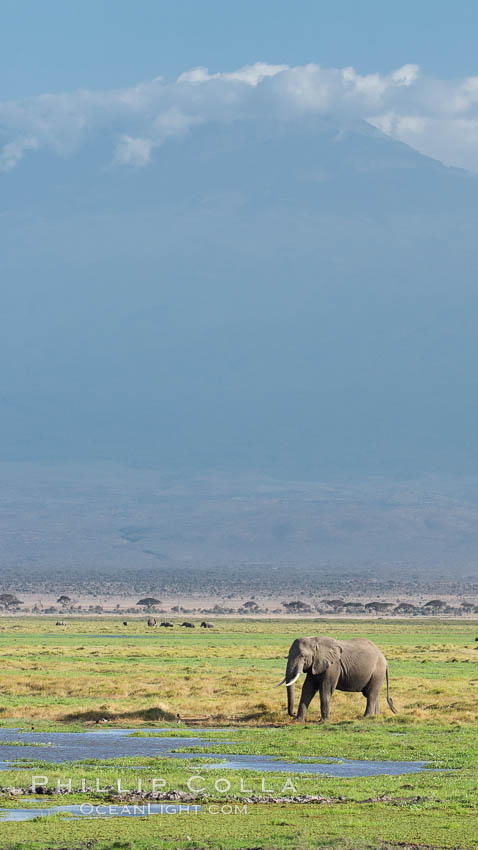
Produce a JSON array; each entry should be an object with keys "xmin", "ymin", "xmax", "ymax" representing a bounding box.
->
[{"xmin": 386, "ymin": 666, "xmax": 397, "ymax": 714}]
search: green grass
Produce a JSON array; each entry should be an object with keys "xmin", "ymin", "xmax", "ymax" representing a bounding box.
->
[{"xmin": 0, "ymin": 616, "xmax": 476, "ymax": 848}]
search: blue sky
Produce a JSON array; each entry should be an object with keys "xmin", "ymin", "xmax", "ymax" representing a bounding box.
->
[{"xmin": 2, "ymin": 0, "xmax": 477, "ymax": 98}]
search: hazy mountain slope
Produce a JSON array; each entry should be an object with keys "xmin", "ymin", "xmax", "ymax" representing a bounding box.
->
[
  {"xmin": 2, "ymin": 463, "xmax": 478, "ymax": 591},
  {"xmin": 2, "ymin": 115, "xmax": 478, "ymax": 476}
]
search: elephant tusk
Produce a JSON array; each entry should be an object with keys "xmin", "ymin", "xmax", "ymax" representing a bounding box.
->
[
  {"xmin": 285, "ymin": 672, "xmax": 301, "ymax": 687},
  {"xmin": 273, "ymin": 677, "xmax": 287, "ymax": 688}
]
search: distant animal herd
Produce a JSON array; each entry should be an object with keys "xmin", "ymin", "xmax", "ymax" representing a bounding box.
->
[
  {"xmin": 142, "ymin": 618, "xmax": 214, "ymax": 628},
  {"xmin": 56, "ymin": 618, "xmax": 214, "ymax": 628}
]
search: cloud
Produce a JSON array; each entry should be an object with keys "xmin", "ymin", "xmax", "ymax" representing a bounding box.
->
[
  {"xmin": 0, "ymin": 135, "xmax": 39, "ymax": 171},
  {"xmin": 177, "ymin": 62, "xmax": 289, "ymax": 86},
  {"xmin": 112, "ymin": 107, "xmax": 200, "ymax": 166},
  {"xmin": 113, "ymin": 135, "xmax": 154, "ymax": 167},
  {"xmin": 1, "ymin": 61, "xmax": 478, "ymax": 171}
]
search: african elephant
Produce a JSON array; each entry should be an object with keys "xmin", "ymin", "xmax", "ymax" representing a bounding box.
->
[{"xmin": 275, "ymin": 636, "xmax": 396, "ymax": 721}]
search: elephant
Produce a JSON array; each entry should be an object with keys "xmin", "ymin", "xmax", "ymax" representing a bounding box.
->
[{"xmin": 275, "ymin": 636, "xmax": 396, "ymax": 721}]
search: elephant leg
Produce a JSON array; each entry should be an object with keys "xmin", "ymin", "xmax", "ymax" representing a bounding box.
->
[
  {"xmin": 364, "ymin": 695, "xmax": 380, "ymax": 716},
  {"xmin": 296, "ymin": 673, "xmax": 318, "ymax": 722},
  {"xmin": 318, "ymin": 681, "xmax": 335, "ymax": 720},
  {"xmin": 362, "ymin": 676, "xmax": 382, "ymax": 716}
]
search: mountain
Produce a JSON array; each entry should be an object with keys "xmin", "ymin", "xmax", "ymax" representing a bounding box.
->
[
  {"xmin": 2, "ymin": 462, "xmax": 478, "ymax": 591},
  {"xmin": 2, "ymin": 115, "xmax": 478, "ymax": 477}
]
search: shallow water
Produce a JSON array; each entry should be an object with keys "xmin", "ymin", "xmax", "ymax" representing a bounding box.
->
[
  {"xmin": 0, "ymin": 802, "xmax": 202, "ymax": 821},
  {"xmin": 0, "ymin": 727, "xmax": 428, "ymax": 777},
  {"xmin": 0, "ymin": 728, "xmax": 225, "ymax": 766},
  {"xmin": 203, "ymin": 754, "xmax": 427, "ymax": 776}
]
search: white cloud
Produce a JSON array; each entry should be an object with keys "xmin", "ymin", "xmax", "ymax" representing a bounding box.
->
[
  {"xmin": 112, "ymin": 108, "xmax": 200, "ymax": 167},
  {"xmin": 113, "ymin": 135, "xmax": 154, "ymax": 167},
  {"xmin": 154, "ymin": 106, "xmax": 201, "ymax": 138},
  {"xmin": 0, "ymin": 135, "xmax": 38, "ymax": 171},
  {"xmin": 390, "ymin": 64, "xmax": 420, "ymax": 87},
  {"xmin": 177, "ymin": 62, "xmax": 288, "ymax": 86},
  {"xmin": 1, "ymin": 61, "xmax": 478, "ymax": 171}
]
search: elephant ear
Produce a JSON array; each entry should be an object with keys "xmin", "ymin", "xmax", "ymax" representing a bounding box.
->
[{"xmin": 312, "ymin": 638, "xmax": 343, "ymax": 675}]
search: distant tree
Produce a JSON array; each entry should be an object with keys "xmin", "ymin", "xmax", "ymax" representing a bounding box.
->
[
  {"xmin": 424, "ymin": 599, "xmax": 447, "ymax": 608},
  {"xmin": 57, "ymin": 595, "xmax": 71, "ymax": 605},
  {"xmin": 137, "ymin": 597, "xmax": 161, "ymax": 610},
  {"xmin": 364, "ymin": 601, "xmax": 392, "ymax": 612},
  {"xmin": 282, "ymin": 600, "xmax": 314, "ymax": 613},
  {"xmin": 394, "ymin": 602, "xmax": 418, "ymax": 614},
  {"xmin": 243, "ymin": 600, "xmax": 259, "ymax": 609},
  {"xmin": 0, "ymin": 593, "xmax": 23, "ymax": 609}
]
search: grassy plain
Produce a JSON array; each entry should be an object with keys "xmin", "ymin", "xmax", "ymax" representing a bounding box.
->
[{"xmin": 0, "ymin": 616, "xmax": 476, "ymax": 849}]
